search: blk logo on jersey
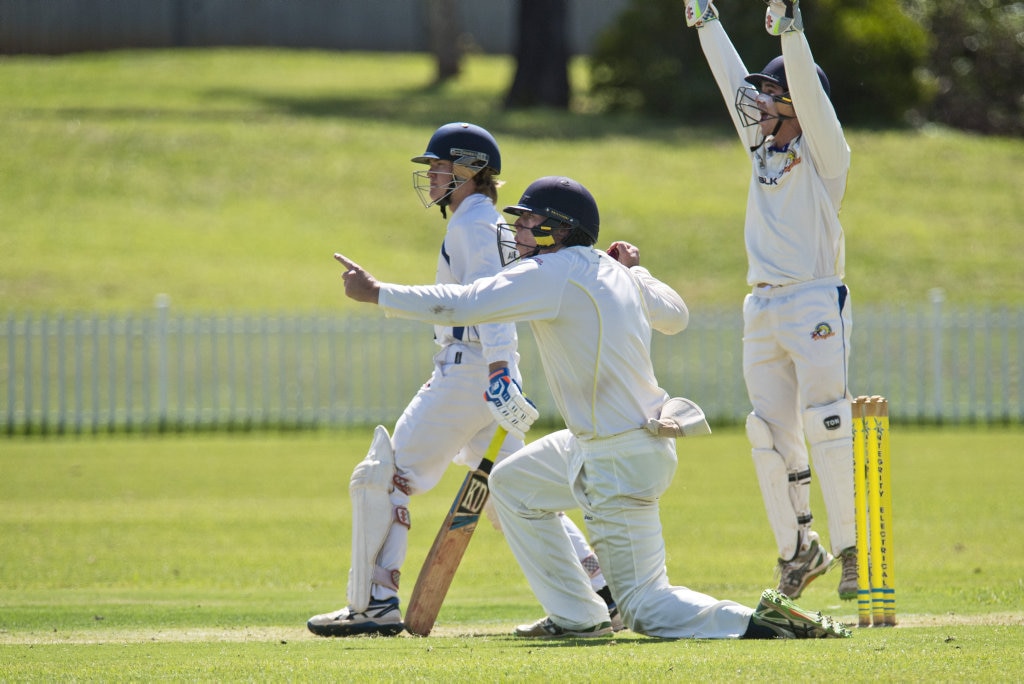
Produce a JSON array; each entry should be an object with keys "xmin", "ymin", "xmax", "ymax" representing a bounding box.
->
[
  {"xmin": 824, "ymin": 415, "xmax": 842, "ymax": 431},
  {"xmin": 811, "ymin": 322, "xmax": 835, "ymax": 340},
  {"xmin": 757, "ymin": 149, "xmax": 802, "ymax": 186}
]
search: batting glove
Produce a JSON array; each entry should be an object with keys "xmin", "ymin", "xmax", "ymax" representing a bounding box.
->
[
  {"xmin": 766, "ymin": 0, "xmax": 803, "ymax": 35},
  {"xmin": 483, "ymin": 368, "xmax": 539, "ymax": 441},
  {"xmin": 684, "ymin": 0, "xmax": 718, "ymax": 28}
]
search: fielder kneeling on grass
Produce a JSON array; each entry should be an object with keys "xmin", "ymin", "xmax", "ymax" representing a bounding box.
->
[{"xmin": 335, "ymin": 175, "xmax": 851, "ymax": 639}]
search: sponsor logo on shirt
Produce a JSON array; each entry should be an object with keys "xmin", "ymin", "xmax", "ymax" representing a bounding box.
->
[
  {"xmin": 757, "ymin": 149, "xmax": 802, "ymax": 186},
  {"xmin": 781, "ymin": 149, "xmax": 801, "ymax": 174}
]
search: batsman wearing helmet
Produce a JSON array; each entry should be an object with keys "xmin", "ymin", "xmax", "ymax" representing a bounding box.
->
[
  {"xmin": 334, "ymin": 176, "xmax": 850, "ymax": 640},
  {"xmin": 307, "ymin": 124, "xmax": 618, "ymax": 637},
  {"xmin": 684, "ymin": 0, "xmax": 857, "ymax": 601}
]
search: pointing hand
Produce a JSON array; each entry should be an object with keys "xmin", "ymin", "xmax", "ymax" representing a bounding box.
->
[{"xmin": 334, "ymin": 253, "xmax": 380, "ymax": 304}]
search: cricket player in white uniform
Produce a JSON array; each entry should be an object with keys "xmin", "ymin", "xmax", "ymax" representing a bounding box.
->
[
  {"xmin": 307, "ymin": 123, "xmax": 617, "ymax": 637},
  {"xmin": 685, "ymin": 0, "xmax": 857, "ymax": 600},
  {"xmin": 334, "ymin": 175, "xmax": 851, "ymax": 640}
]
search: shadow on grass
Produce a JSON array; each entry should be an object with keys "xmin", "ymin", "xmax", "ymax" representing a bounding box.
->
[
  {"xmin": 24, "ymin": 79, "xmax": 737, "ymax": 144},
  {"xmin": 219, "ymin": 85, "xmax": 737, "ymax": 143}
]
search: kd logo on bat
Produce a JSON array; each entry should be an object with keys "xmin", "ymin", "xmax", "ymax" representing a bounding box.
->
[{"xmin": 451, "ymin": 472, "xmax": 489, "ymax": 530}]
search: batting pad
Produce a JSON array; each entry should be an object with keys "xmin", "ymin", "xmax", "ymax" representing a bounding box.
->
[
  {"xmin": 747, "ymin": 412, "xmax": 807, "ymax": 560},
  {"xmin": 805, "ymin": 400, "xmax": 856, "ymax": 553},
  {"xmin": 347, "ymin": 425, "xmax": 397, "ymax": 612}
]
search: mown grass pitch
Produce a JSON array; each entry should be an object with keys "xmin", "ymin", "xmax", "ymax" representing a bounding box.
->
[{"xmin": 1, "ymin": 426, "xmax": 1021, "ymax": 680}]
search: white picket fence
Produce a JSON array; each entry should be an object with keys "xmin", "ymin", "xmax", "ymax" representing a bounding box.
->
[{"xmin": 2, "ymin": 294, "xmax": 1022, "ymax": 434}]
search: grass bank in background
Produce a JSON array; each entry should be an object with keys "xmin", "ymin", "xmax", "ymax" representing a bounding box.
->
[{"xmin": 0, "ymin": 50, "xmax": 1021, "ymax": 314}]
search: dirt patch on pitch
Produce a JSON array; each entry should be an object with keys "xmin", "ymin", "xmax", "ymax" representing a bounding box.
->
[
  {"xmin": 882, "ymin": 612, "xmax": 1024, "ymax": 627},
  {"xmin": 0, "ymin": 626, "xmax": 306, "ymax": 645},
  {"xmin": 1, "ymin": 614, "xmax": 1020, "ymax": 644}
]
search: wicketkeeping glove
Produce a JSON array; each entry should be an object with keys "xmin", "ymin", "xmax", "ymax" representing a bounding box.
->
[
  {"xmin": 684, "ymin": 0, "xmax": 718, "ymax": 28},
  {"xmin": 765, "ymin": 0, "xmax": 803, "ymax": 35},
  {"xmin": 645, "ymin": 397, "xmax": 712, "ymax": 438},
  {"xmin": 483, "ymin": 367, "xmax": 539, "ymax": 441}
]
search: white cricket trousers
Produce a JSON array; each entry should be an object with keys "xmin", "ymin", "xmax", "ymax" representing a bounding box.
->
[{"xmin": 490, "ymin": 428, "xmax": 753, "ymax": 639}]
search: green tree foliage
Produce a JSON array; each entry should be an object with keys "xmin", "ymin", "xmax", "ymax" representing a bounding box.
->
[
  {"xmin": 904, "ymin": 0, "xmax": 1023, "ymax": 135},
  {"xmin": 590, "ymin": 0, "xmax": 931, "ymax": 127}
]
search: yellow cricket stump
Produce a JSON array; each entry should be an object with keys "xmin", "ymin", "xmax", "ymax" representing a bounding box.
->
[{"xmin": 852, "ymin": 395, "xmax": 896, "ymax": 627}]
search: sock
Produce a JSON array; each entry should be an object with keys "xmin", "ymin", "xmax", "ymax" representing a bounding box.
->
[{"xmin": 742, "ymin": 617, "xmax": 778, "ymax": 639}]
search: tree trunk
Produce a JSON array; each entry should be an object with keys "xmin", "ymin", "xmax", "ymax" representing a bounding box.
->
[
  {"xmin": 504, "ymin": 0, "xmax": 570, "ymax": 109},
  {"xmin": 427, "ymin": 0, "xmax": 462, "ymax": 84}
]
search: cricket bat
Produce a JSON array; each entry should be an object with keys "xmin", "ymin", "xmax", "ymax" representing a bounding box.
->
[{"xmin": 404, "ymin": 426, "xmax": 507, "ymax": 636}]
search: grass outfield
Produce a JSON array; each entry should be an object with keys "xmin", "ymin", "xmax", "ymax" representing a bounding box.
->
[
  {"xmin": 1, "ymin": 426, "xmax": 1022, "ymax": 680},
  {"xmin": 0, "ymin": 50, "xmax": 1022, "ymax": 314}
]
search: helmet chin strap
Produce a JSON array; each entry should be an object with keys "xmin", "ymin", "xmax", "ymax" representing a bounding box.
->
[
  {"xmin": 749, "ymin": 116, "xmax": 789, "ymax": 153},
  {"xmin": 437, "ymin": 179, "xmax": 458, "ymax": 218}
]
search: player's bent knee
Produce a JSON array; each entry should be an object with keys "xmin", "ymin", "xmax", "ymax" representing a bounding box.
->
[
  {"xmin": 488, "ymin": 460, "xmax": 529, "ymax": 519},
  {"xmin": 802, "ymin": 398, "xmax": 852, "ymax": 446},
  {"xmin": 745, "ymin": 412, "xmax": 774, "ymax": 450},
  {"xmin": 483, "ymin": 496, "xmax": 503, "ymax": 532},
  {"xmin": 488, "ymin": 459, "xmax": 511, "ymax": 504},
  {"xmin": 350, "ymin": 425, "xmax": 395, "ymax": 490}
]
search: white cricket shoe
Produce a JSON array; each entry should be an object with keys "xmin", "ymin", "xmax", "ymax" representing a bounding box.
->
[
  {"xmin": 307, "ymin": 597, "xmax": 403, "ymax": 637},
  {"xmin": 514, "ymin": 616, "xmax": 613, "ymax": 639}
]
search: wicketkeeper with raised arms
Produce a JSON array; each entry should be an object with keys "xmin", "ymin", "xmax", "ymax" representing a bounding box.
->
[
  {"xmin": 685, "ymin": 0, "xmax": 857, "ymax": 600},
  {"xmin": 335, "ymin": 174, "xmax": 851, "ymax": 639},
  {"xmin": 307, "ymin": 123, "xmax": 619, "ymax": 637}
]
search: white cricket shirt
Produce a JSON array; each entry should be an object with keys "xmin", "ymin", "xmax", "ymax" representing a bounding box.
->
[
  {"xmin": 699, "ymin": 24, "xmax": 850, "ymax": 286},
  {"xmin": 379, "ymin": 247, "xmax": 689, "ymax": 440},
  {"xmin": 432, "ymin": 192, "xmax": 517, "ymax": 366}
]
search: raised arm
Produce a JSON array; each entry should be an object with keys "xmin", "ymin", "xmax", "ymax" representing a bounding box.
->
[{"xmin": 685, "ymin": 0, "xmax": 760, "ymax": 154}]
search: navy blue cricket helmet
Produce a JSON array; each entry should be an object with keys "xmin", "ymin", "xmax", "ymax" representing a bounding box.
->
[
  {"xmin": 503, "ymin": 176, "xmax": 600, "ymax": 247},
  {"xmin": 744, "ymin": 55, "xmax": 831, "ymax": 99},
  {"xmin": 411, "ymin": 122, "xmax": 501, "ymax": 175}
]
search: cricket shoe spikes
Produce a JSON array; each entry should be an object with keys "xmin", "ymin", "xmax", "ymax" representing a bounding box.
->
[
  {"xmin": 307, "ymin": 597, "xmax": 404, "ymax": 637},
  {"xmin": 751, "ymin": 588, "xmax": 853, "ymax": 639},
  {"xmin": 514, "ymin": 616, "xmax": 613, "ymax": 639}
]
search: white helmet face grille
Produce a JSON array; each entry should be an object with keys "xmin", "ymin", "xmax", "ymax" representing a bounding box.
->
[
  {"xmin": 412, "ymin": 169, "xmax": 466, "ymax": 209},
  {"xmin": 735, "ymin": 86, "xmax": 789, "ymax": 128},
  {"xmin": 497, "ymin": 222, "xmax": 528, "ymax": 267}
]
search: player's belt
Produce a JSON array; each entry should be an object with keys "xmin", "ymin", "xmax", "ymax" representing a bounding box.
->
[
  {"xmin": 752, "ymin": 276, "xmax": 843, "ymax": 296},
  {"xmin": 438, "ymin": 345, "xmax": 470, "ymax": 366}
]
